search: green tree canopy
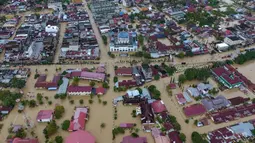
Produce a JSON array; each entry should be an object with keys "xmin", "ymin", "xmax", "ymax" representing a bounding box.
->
[
  {"xmin": 54, "ymin": 105, "xmax": 65, "ymax": 119},
  {"xmin": 61, "ymin": 120, "xmax": 70, "ymax": 130},
  {"xmin": 10, "ymin": 78, "xmax": 26, "ymax": 89}
]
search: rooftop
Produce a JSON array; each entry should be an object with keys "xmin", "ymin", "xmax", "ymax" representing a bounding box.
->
[
  {"xmin": 65, "ymin": 130, "xmax": 96, "ymax": 143},
  {"xmin": 36, "ymin": 110, "xmax": 53, "ymax": 120},
  {"xmin": 151, "ymin": 100, "xmax": 167, "ymax": 113},
  {"xmin": 121, "ymin": 136, "xmax": 147, "ymax": 143},
  {"xmin": 183, "ymin": 104, "xmax": 206, "ymax": 117}
]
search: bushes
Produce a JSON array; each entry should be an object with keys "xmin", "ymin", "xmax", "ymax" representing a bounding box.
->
[
  {"xmin": 79, "ymin": 99, "xmax": 84, "ymax": 104},
  {"xmin": 29, "ymin": 100, "xmax": 37, "ymax": 108},
  {"xmin": 113, "ymin": 76, "xmax": 118, "ymax": 83},
  {"xmin": 112, "ymin": 127, "xmax": 125, "ymax": 139},
  {"xmin": 234, "ymin": 51, "xmax": 255, "ymax": 64},
  {"xmin": 54, "ymin": 105, "xmax": 65, "ymax": 119},
  {"xmin": 178, "ymin": 67, "xmax": 210, "ymax": 83},
  {"xmin": 148, "ymin": 85, "xmax": 161, "ymax": 99},
  {"xmin": 191, "ymin": 132, "xmax": 208, "ymax": 143},
  {"xmin": 61, "ymin": 120, "xmax": 70, "ymax": 130},
  {"xmin": 43, "ymin": 120, "xmax": 59, "ymax": 138},
  {"xmin": 102, "ymin": 35, "xmax": 108, "ymax": 45}
]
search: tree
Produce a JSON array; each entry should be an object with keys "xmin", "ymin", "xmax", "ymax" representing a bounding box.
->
[
  {"xmin": 178, "ymin": 74, "xmax": 187, "ymax": 84},
  {"xmin": 102, "ymin": 82, "xmax": 109, "ymax": 88},
  {"xmin": 89, "ymin": 81, "xmax": 95, "ymax": 87},
  {"xmin": 79, "ymin": 99, "xmax": 84, "ymax": 104},
  {"xmin": 194, "ymin": 120, "xmax": 198, "ymax": 126},
  {"xmin": 89, "ymin": 99, "xmax": 93, "ymax": 104},
  {"xmin": 179, "ymin": 133, "xmax": 186, "ymax": 142},
  {"xmin": 103, "ymin": 101, "xmax": 107, "ymax": 105},
  {"xmin": 61, "ymin": 120, "xmax": 70, "ymax": 130},
  {"xmin": 0, "ymin": 90, "xmax": 23, "ymax": 107},
  {"xmin": 113, "ymin": 76, "xmax": 118, "ymax": 83},
  {"xmin": 191, "ymin": 132, "xmax": 208, "ymax": 143},
  {"xmin": 154, "ymin": 75, "xmax": 160, "ymax": 80},
  {"xmin": 137, "ymin": 35, "xmax": 144, "ymax": 46},
  {"xmin": 29, "ymin": 100, "xmax": 37, "ymax": 108},
  {"xmin": 72, "ymin": 77, "xmax": 80, "ymax": 86},
  {"xmin": 172, "ymin": 122, "xmax": 181, "ymax": 131},
  {"xmin": 100, "ymin": 123, "xmax": 106, "ymax": 128},
  {"xmin": 54, "ymin": 105, "xmax": 65, "ymax": 119},
  {"xmin": 177, "ymin": 52, "xmax": 185, "ymax": 58},
  {"xmin": 69, "ymin": 100, "xmax": 74, "ymax": 104},
  {"xmin": 10, "ymin": 78, "xmax": 26, "ymax": 89},
  {"xmin": 131, "ymin": 132, "xmax": 139, "ymax": 138},
  {"xmin": 136, "ymin": 88, "xmax": 142, "ymax": 94},
  {"xmin": 102, "ymin": 35, "xmax": 108, "ymax": 45},
  {"xmin": 36, "ymin": 93, "xmax": 43, "ymax": 101},
  {"xmin": 43, "ymin": 120, "xmax": 58, "ymax": 137},
  {"xmin": 148, "ymin": 85, "xmax": 156, "ymax": 92},
  {"xmin": 15, "ymin": 128, "xmax": 26, "ymax": 138},
  {"xmin": 55, "ymin": 136, "xmax": 63, "ymax": 143}
]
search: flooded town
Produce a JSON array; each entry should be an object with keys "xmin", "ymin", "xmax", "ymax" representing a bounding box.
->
[{"xmin": 0, "ymin": 0, "xmax": 255, "ymax": 143}]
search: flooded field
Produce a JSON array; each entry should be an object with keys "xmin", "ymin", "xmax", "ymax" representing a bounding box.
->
[{"xmin": 235, "ymin": 62, "xmax": 255, "ymax": 83}]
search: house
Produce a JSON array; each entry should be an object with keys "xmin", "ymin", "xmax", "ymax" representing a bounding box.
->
[
  {"xmin": 152, "ymin": 128, "xmax": 170, "ymax": 143},
  {"xmin": 34, "ymin": 74, "xmax": 60, "ymax": 90},
  {"xmin": 118, "ymin": 80, "xmax": 137, "ymax": 88},
  {"xmin": 123, "ymin": 0, "xmax": 133, "ymax": 7},
  {"xmin": 115, "ymin": 67, "xmax": 133, "ymax": 76},
  {"xmin": 211, "ymin": 66, "xmax": 243, "ymax": 89},
  {"xmin": 140, "ymin": 101, "xmax": 155, "ymax": 131},
  {"xmin": 141, "ymin": 64, "xmax": 152, "ymax": 82},
  {"xmin": 57, "ymin": 77, "xmax": 69, "ymax": 94},
  {"xmin": 186, "ymin": 87, "xmax": 200, "ymax": 97},
  {"xmin": 207, "ymin": 127, "xmax": 238, "ymax": 143},
  {"xmin": 121, "ymin": 136, "xmax": 147, "ymax": 143},
  {"xmin": 183, "ymin": 104, "xmax": 206, "ymax": 117},
  {"xmin": 201, "ymin": 95, "xmax": 231, "ymax": 111},
  {"xmin": 168, "ymin": 131, "xmax": 182, "ymax": 143},
  {"xmin": 68, "ymin": 107, "xmax": 89, "ymax": 131},
  {"xmin": 196, "ymin": 83, "xmax": 213, "ymax": 96},
  {"xmin": 228, "ymin": 96, "xmax": 249, "ymax": 106},
  {"xmin": 120, "ymin": 123, "xmax": 135, "ymax": 128},
  {"xmin": 65, "ymin": 130, "xmax": 96, "ymax": 143},
  {"xmin": 36, "ymin": 110, "xmax": 54, "ymax": 122},
  {"xmin": 0, "ymin": 106, "xmax": 13, "ymax": 114},
  {"xmin": 224, "ymin": 36, "xmax": 244, "ymax": 46},
  {"xmin": 151, "ymin": 100, "xmax": 167, "ymax": 114},
  {"xmin": 90, "ymin": 0, "xmax": 117, "ymax": 24},
  {"xmin": 67, "ymin": 86, "xmax": 92, "ymax": 96},
  {"xmin": 168, "ymin": 83, "xmax": 176, "ymax": 89},
  {"xmin": 230, "ymin": 122, "xmax": 254, "ymax": 138},
  {"xmin": 126, "ymin": 89, "xmax": 140, "ymax": 98},
  {"xmin": 80, "ymin": 71, "xmax": 105, "ymax": 81},
  {"xmin": 176, "ymin": 93, "xmax": 187, "ymax": 105},
  {"xmin": 10, "ymin": 138, "xmax": 39, "ymax": 143},
  {"xmin": 96, "ymin": 87, "xmax": 106, "ymax": 95}
]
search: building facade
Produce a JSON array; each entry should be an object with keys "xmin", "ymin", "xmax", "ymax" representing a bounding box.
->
[{"xmin": 110, "ymin": 32, "xmax": 138, "ymax": 53}]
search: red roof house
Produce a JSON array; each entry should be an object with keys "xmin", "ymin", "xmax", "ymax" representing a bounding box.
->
[
  {"xmin": 67, "ymin": 86, "xmax": 92, "ymax": 95},
  {"xmin": 12, "ymin": 138, "xmax": 38, "ymax": 143},
  {"xmin": 68, "ymin": 107, "xmax": 88, "ymax": 131},
  {"xmin": 176, "ymin": 93, "xmax": 186, "ymax": 105},
  {"xmin": 34, "ymin": 74, "xmax": 60, "ymax": 90},
  {"xmin": 36, "ymin": 110, "xmax": 54, "ymax": 122},
  {"xmin": 151, "ymin": 100, "xmax": 167, "ymax": 114},
  {"xmin": 65, "ymin": 130, "xmax": 96, "ymax": 143},
  {"xmin": 168, "ymin": 131, "xmax": 182, "ymax": 143},
  {"xmin": 121, "ymin": 136, "xmax": 147, "ymax": 143},
  {"xmin": 183, "ymin": 104, "xmax": 206, "ymax": 117},
  {"xmin": 168, "ymin": 83, "xmax": 176, "ymax": 89},
  {"xmin": 96, "ymin": 87, "xmax": 106, "ymax": 95},
  {"xmin": 118, "ymin": 80, "xmax": 137, "ymax": 88},
  {"xmin": 115, "ymin": 67, "xmax": 133, "ymax": 76},
  {"xmin": 120, "ymin": 123, "xmax": 135, "ymax": 128}
]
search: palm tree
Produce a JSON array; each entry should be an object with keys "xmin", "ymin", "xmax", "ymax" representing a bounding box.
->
[{"xmin": 100, "ymin": 123, "xmax": 105, "ymax": 128}]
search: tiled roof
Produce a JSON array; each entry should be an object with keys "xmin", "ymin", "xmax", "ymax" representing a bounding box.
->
[
  {"xmin": 13, "ymin": 138, "xmax": 39, "ymax": 143},
  {"xmin": 228, "ymin": 96, "xmax": 249, "ymax": 106},
  {"xmin": 168, "ymin": 131, "xmax": 182, "ymax": 143},
  {"xmin": 121, "ymin": 136, "xmax": 147, "ymax": 143},
  {"xmin": 176, "ymin": 93, "xmax": 186, "ymax": 104},
  {"xmin": 183, "ymin": 104, "xmax": 206, "ymax": 117},
  {"xmin": 151, "ymin": 100, "xmax": 167, "ymax": 113},
  {"xmin": 67, "ymin": 86, "xmax": 92, "ymax": 93},
  {"xmin": 115, "ymin": 67, "xmax": 133, "ymax": 75},
  {"xmin": 119, "ymin": 80, "xmax": 137, "ymax": 87},
  {"xmin": 36, "ymin": 110, "xmax": 53, "ymax": 120},
  {"xmin": 212, "ymin": 67, "xmax": 242, "ymax": 85},
  {"xmin": 65, "ymin": 130, "xmax": 95, "ymax": 143}
]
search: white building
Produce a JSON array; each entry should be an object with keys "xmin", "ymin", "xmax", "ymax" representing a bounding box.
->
[
  {"xmin": 216, "ymin": 43, "xmax": 229, "ymax": 51},
  {"xmin": 224, "ymin": 36, "xmax": 244, "ymax": 46},
  {"xmin": 45, "ymin": 25, "xmax": 59, "ymax": 34},
  {"xmin": 110, "ymin": 32, "xmax": 138, "ymax": 53}
]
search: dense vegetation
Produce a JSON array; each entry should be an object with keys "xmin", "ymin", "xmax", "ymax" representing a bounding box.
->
[
  {"xmin": 191, "ymin": 132, "xmax": 208, "ymax": 143},
  {"xmin": 234, "ymin": 51, "xmax": 255, "ymax": 64},
  {"xmin": 0, "ymin": 90, "xmax": 23, "ymax": 107},
  {"xmin": 178, "ymin": 67, "xmax": 210, "ymax": 84}
]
